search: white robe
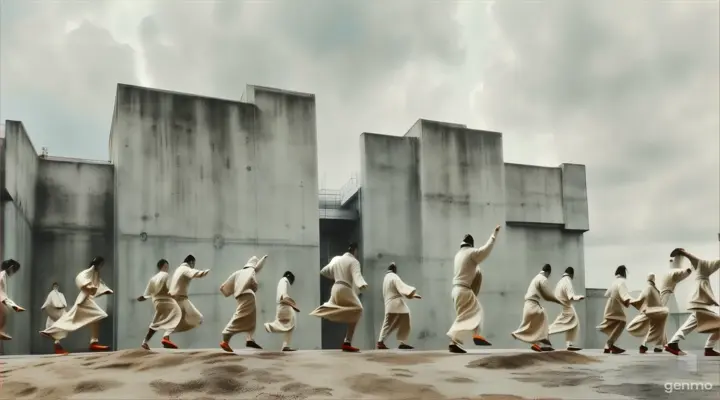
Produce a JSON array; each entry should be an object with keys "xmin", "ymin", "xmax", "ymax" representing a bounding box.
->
[
  {"xmin": 169, "ymin": 263, "xmax": 210, "ymax": 333},
  {"xmin": 447, "ymin": 232, "xmax": 496, "ymax": 343},
  {"xmin": 142, "ymin": 271, "xmax": 182, "ymax": 333},
  {"xmin": 220, "ymin": 256, "xmax": 266, "ymax": 335},
  {"xmin": 379, "ymin": 272, "xmax": 417, "ymax": 342},
  {"xmin": 686, "ymin": 258, "xmax": 720, "ymax": 334},
  {"xmin": 310, "ymin": 253, "xmax": 367, "ymax": 324},
  {"xmin": 597, "ymin": 276, "xmax": 633, "ymax": 342},
  {"xmin": 626, "ymin": 282, "xmax": 669, "ymax": 345},
  {"xmin": 548, "ymin": 275, "xmax": 583, "ymax": 338},
  {"xmin": 265, "ymin": 277, "xmax": 298, "ymax": 334},
  {"xmin": 0, "ymin": 270, "xmax": 19, "ymax": 340},
  {"xmin": 41, "ymin": 289, "xmax": 68, "ymax": 329},
  {"xmin": 512, "ymin": 273, "xmax": 559, "ymax": 344}
]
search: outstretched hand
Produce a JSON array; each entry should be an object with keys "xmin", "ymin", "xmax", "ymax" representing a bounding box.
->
[
  {"xmin": 12, "ymin": 306, "xmax": 25, "ymax": 312},
  {"xmin": 413, "ymin": 294, "xmax": 422, "ymax": 299},
  {"xmin": 578, "ymin": 296, "xmax": 585, "ymax": 301},
  {"xmin": 494, "ymin": 225, "xmax": 501, "ymax": 233},
  {"xmin": 136, "ymin": 296, "xmax": 147, "ymax": 302}
]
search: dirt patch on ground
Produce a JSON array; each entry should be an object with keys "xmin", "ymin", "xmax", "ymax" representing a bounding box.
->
[
  {"xmin": 450, "ymin": 397, "xmax": 561, "ymax": 400},
  {"xmin": 347, "ymin": 372, "xmax": 444, "ymax": 400},
  {"xmin": 446, "ymin": 376, "xmax": 476, "ymax": 383},
  {"xmin": 467, "ymin": 351, "xmax": 599, "ymax": 370},
  {"xmin": 512, "ymin": 370, "xmax": 603, "ymax": 387},
  {"xmin": 0, "ymin": 381, "xmax": 38, "ymax": 398},
  {"xmin": 365, "ymin": 352, "xmax": 453, "ymax": 366},
  {"xmin": 151, "ymin": 364, "xmax": 263, "ymax": 396}
]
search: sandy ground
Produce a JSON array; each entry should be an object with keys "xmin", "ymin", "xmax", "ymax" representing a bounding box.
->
[{"xmin": 1, "ymin": 348, "xmax": 719, "ymax": 399}]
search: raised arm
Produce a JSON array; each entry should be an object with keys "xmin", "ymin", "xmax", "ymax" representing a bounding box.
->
[
  {"xmin": 672, "ymin": 267, "xmax": 692, "ymax": 283},
  {"xmin": 350, "ymin": 260, "xmax": 368, "ymax": 290},
  {"xmin": 184, "ymin": 266, "xmax": 209, "ymax": 279},
  {"xmin": 254, "ymin": 255, "xmax": 268, "ymax": 273},
  {"xmin": 471, "ymin": 226, "xmax": 501, "ymax": 264}
]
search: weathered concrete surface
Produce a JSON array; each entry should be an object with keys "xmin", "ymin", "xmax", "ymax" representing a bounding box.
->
[
  {"xmin": 359, "ymin": 120, "xmax": 589, "ymax": 350},
  {"xmin": 1, "ymin": 349, "xmax": 718, "ymax": 399},
  {"xmin": 31, "ymin": 158, "xmax": 115, "ymax": 354},
  {"xmin": 109, "ymin": 84, "xmax": 321, "ymax": 351},
  {"xmin": 1, "ymin": 121, "xmax": 38, "ymax": 355}
]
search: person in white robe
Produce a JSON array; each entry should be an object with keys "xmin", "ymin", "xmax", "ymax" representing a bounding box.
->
[
  {"xmin": 40, "ymin": 256, "xmax": 113, "ymax": 355},
  {"xmin": 137, "ymin": 258, "xmax": 183, "ymax": 350},
  {"xmin": 40, "ymin": 282, "xmax": 67, "ymax": 348},
  {"xmin": 310, "ymin": 242, "xmax": 368, "ymax": 352},
  {"xmin": 377, "ymin": 263, "xmax": 422, "ymax": 350},
  {"xmin": 220, "ymin": 255, "xmax": 267, "ymax": 352},
  {"xmin": 654, "ymin": 254, "xmax": 692, "ymax": 352},
  {"xmin": 626, "ymin": 273, "xmax": 669, "ymax": 353},
  {"xmin": 596, "ymin": 265, "xmax": 633, "ymax": 354},
  {"xmin": 548, "ymin": 266, "xmax": 585, "ymax": 351},
  {"xmin": 0, "ymin": 260, "xmax": 26, "ymax": 341},
  {"xmin": 512, "ymin": 264, "xmax": 562, "ymax": 351},
  {"xmin": 168, "ymin": 255, "xmax": 210, "ymax": 335},
  {"xmin": 447, "ymin": 226, "xmax": 501, "ymax": 354},
  {"xmin": 666, "ymin": 248, "xmax": 720, "ymax": 356},
  {"xmin": 264, "ymin": 271, "xmax": 301, "ymax": 351}
]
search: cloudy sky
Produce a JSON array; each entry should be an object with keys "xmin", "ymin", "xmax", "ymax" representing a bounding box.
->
[{"xmin": 1, "ymin": 0, "xmax": 718, "ymax": 291}]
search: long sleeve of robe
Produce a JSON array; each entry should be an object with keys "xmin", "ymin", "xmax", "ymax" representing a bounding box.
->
[
  {"xmin": 470, "ymin": 233, "xmax": 497, "ymax": 264},
  {"xmin": 220, "ymin": 269, "xmax": 257, "ymax": 298},
  {"xmin": 688, "ymin": 258, "xmax": 720, "ymax": 311},
  {"xmin": 0, "ymin": 271, "xmax": 18, "ymax": 308},
  {"xmin": 382, "ymin": 272, "xmax": 416, "ymax": 314},
  {"xmin": 74, "ymin": 267, "xmax": 112, "ymax": 305},
  {"xmin": 41, "ymin": 290, "xmax": 67, "ymax": 310},
  {"xmin": 169, "ymin": 264, "xmax": 209, "ymax": 297},
  {"xmin": 600, "ymin": 277, "xmax": 632, "ymax": 322},
  {"xmin": 143, "ymin": 272, "xmax": 172, "ymax": 299}
]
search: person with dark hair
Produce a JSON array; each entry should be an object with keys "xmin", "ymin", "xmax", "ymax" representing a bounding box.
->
[
  {"xmin": 310, "ymin": 241, "xmax": 368, "ymax": 352},
  {"xmin": 40, "ymin": 256, "xmax": 113, "ymax": 354},
  {"xmin": 0, "ymin": 259, "xmax": 25, "ymax": 341},
  {"xmin": 137, "ymin": 259, "xmax": 182, "ymax": 350},
  {"xmin": 549, "ymin": 266, "xmax": 585, "ymax": 351},
  {"xmin": 264, "ymin": 270, "xmax": 301, "ymax": 351},
  {"xmin": 654, "ymin": 253, "xmax": 693, "ymax": 353},
  {"xmin": 596, "ymin": 265, "xmax": 634, "ymax": 354},
  {"xmin": 447, "ymin": 225, "xmax": 501, "ymax": 354},
  {"xmin": 219, "ymin": 255, "xmax": 268, "ymax": 352},
  {"xmin": 626, "ymin": 273, "xmax": 669, "ymax": 354},
  {"xmin": 376, "ymin": 262, "xmax": 422, "ymax": 350},
  {"xmin": 40, "ymin": 282, "xmax": 67, "ymax": 349},
  {"xmin": 512, "ymin": 264, "xmax": 562, "ymax": 352},
  {"xmin": 169, "ymin": 255, "xmax": 210, "ymax": 336},
  {"xmin": 665, "ymin": 248, "xmax": 720, "ymax": 356}
]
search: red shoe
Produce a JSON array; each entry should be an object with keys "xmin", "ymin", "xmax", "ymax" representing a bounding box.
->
[
  {"xmin": 342, "ymin": 342, "xmax": 359, "ymax": 352},
  {"xmin": 89, "ymin": 343, "xmax": 110, "ymax": 352},
  {"xmin": 531, "ymin": 344, "xmax": 542, "ymax": 352},
  {"xmin": 665, "ymin": 343, "xmax": 684, "ymax": 356},
  {"xmin": 610, "ymin": 345, "xmax": 625, "ymax": 354},
  {"xmin": 376, "ymin": 341, "xmax": 388, "ymax": 350},
  {"xmin": 161, "ymin": 338, "xmax": 178, "ymax": 349},
  {"xmin": 704, "ymin": 348, "xmax": 720, "ymax": 356},
  {"xmin": 639, "ymin": 345, "xmax": 648, "ymax": 354},
  {"xmin": 54, "ymin": 343, "xmax": 69, "ymax": 355},
  {"xmin": 603, "ymin": 348, "xmax": 610, "ymax": 353},
  {"xmin": 473, "ymin": 335, "xmax": 492, "ymax": 346},
  {"xmin": 220, "ymin": 341, "xmax": 233, "ymax": 353}
]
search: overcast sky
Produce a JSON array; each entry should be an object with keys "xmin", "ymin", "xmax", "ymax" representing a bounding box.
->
[{"xmin": 1, "ymin": 0, "xmax": 718, "ymax": 291}]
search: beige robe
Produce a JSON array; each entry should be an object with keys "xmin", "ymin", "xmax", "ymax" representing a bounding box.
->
[
  {"xmin": 169, "ymin": 263, "xmax": 210, "ymax": 333},
  {"xmin": 41, "ymin": 289, "xmax": 68, "ymax": 330},
  {"xmin": 626, "ymin": 281, "xmax": 669, "ymax": 344},
  {"xmin": 220, "ymin": 256, "xmax": 266, "ymax": 335},
  {"xmin": 310, "ymin": 253, "xmax": 367, "ymax": 324},
  {"xmin": 41, "ymin": 267, "xmax": 112, "ymax": 340},
  {"xmin": 512, "ymin": 273, "xmax": 559, "ymax": 344},
  {"xmin": 548, "ymin": 274, "xmax": 583, "ymax": 339},
  {"xmin": 0, "ymin": 270, "xmax": 19, "ymax": 340},
  {"xmin": 687, "ymin": 258, "xmax": 720, "ymax": 334},
  {"xmin": 596, "ymin": 276, "xmax": 633, "ymax": 342},
  {"xmin": 378, "ymin": 272, "xmax": 417, "ymax": 342},
  {"xmin": 658, "ymin": 267, "xmax": 692, "ymax": 306},
  {"xmin": 142, "ymin": 271, "xmax": 182, "ymax": 333},
  {"xmin": 264, "ymin": 276, "xmax": 298, "ymax": 333},
  {"xmin": 447, "ymin": 233, "xmax": 496, "ymax": 343}
]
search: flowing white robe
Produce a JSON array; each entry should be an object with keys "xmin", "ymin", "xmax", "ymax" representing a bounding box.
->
[
  {"xmin": 41, "ymin": 289, "xmax": 68, "ymax": 330},
  {"xmin": 596, "ymin": 276, "xmax": 633, "ymax": 343},
  {"xmin": 220, "ymin": 256, "xmax": 266, "ymax": 335},
  {"xmin": 686, "ymin": 258, "xmax": 720, "ymax": 334},
  {"xmin": 0, "ymin": 270, "xmax": 19, "ymax": 340},
  {"xmin": 41, "ymin": 267, "xmax": 113, "ymax": 340},
  {"xmin": 378, "ymin": 272, "xmax": 417, "ymax": 342},
  {"xmin": 626, "ymin": 282, "xmax": 669, "ymax": 345},
  {"xmin": 512, "ymin": 273, "xmax": 559, "ymax": 344},
  {"xmin": 169, "ymin": 263, "xmax": 210, "ymax": 333},
  {"xmin": 142, "ymin": 271, "xmax": 182, "ymax": 334},
  {"xmin": 447, "ymin": 232, "xmax": 496, "ymax": 343},
  {"xmin": 265, "ymin": 277, "xmax": 298, "ymax": 334},
  {"xmin": 310, "ymin": 253, "xmax": 367, "ymax": 324},
  {"xmin": 548, "ymin": 275, "xmax": 583, "ymax": 340}
]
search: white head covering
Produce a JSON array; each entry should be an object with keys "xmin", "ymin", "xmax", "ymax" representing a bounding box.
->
[{"xmin": 669, "ymin": 254, "xmax": 687, "ymax": 269}]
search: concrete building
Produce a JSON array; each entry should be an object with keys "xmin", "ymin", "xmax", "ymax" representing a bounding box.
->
[{"xmin": 1, "ymin": 83, "xmax": 591, "ymax": 355}]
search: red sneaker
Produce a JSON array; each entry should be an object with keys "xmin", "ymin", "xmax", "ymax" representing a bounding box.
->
[
  {"xmin": 54, "ymin": 343, "xmax": 69, "ymax": 355},
  {"xmin": 376, "ymin": 341, "xmax": 388, "ymax": 350},
  {"xmin": 665, "ymin": 343, "xmax": 684, "ymax": 356},
  {"xmin": 220, "ymin": 341, "xmax": 233, "ymax": 353},
  {"xmin": 531, "ymin": 344, "xmax": 542, "ymax": 352},
  {"xmin": 473, "ymin": 335, "xmax": 492, "ymax": 346},
  {"xmin": 89, "ymin": 343, "xmax": 110, "ymax": 352},
  {"xmin": 161, "ymin": 338, "xmax": 178, "ymax": 349},
  {"xmin": 342, "ymin": 342, "xmax": 359, "ymax": 352}
]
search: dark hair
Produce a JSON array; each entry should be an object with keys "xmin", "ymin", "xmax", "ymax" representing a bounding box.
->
[
  {"xmin": 615, "ymin": 265, "xmax": 627, "ymax": 278},
  {"xmin": 51, "ymin": 282, "xmax": 59, "ymax": 290},
  {"xmin": 1, "ymin": 259, "xmax": 15, "ymax": 271},
  {"xmin": 387, "ymin": 263, "xmax": 397, "ymax": 273},
  {"xmin": 157, "ymin": 259, "xmax": 169, "ymax": 269},
  {"xmin": 283, "ymin": 271, "xmax": 295, "ymax": 284},
  {"xmin": 347, "ymin": 242, "xmax": 358, "ymax": 253},
  {"xmin": 90, "ymin": 256, "xmax": 104, "ymax": 267},
  {"xmin": 564, "ymin": 266, "xmax": 574, "ymax": 275},
  {"xmin": 184, "ymin": 255, "xmax": 195, "ymax": 263},
  {"xmin": 462, "ymin": 234, "xmax": 474, "ymax": 247},
  {"xmin": 542, "ymin": 264, "xmax": 552, "ymax": 273}
]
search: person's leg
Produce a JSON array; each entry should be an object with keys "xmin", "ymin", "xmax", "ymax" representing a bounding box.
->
[
  {"xmin": 606, "ymin": 321, "xmax": 626, "ymax": 353},
  {"xmin": 282, "ymin": 331, "xmax": 296, "ymax": 351},
  {"xmin": 341, "ymin": 322, "xmax": 360, "ymax": 352},
  {"xmin": 142, "ymin": 328, "xmax": 156, "ymax": 349},
  {"xmin": 377, "ymin": 314, "xmax": 392, "ymax": 348},
  {"xmin": 666, "ymin": 313, "xmax": 697, "ymax": 355},
  {"xmin": 704, "ymin": 329, "xmax": 720, "ymax": 356},
  {"xmin": 396, "ymin": 314, "xmax": 413, "ymax": 349},
  {"xmin": 89, "ymin": 322, "xmax": 109, "ymax": 351},
  {"xmin": 566, "ymin": 325, "xmax": 580, "ymax": 350}
]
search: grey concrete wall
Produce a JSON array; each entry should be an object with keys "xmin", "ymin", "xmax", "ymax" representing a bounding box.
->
[
  {"xmin": 31, "ymin": 158, "xmax": 115, "ymax": 353},
  {"xmin": 1, "ymin": 121, "xmax": 38, "ymax": 355},
  {"xmin": 359, "ymin": 119, "xmax": 590, "ymax": 350},
  {"xmin": 109, "ymin": 84, "xmax": 321, "ymax": 351}
]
